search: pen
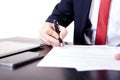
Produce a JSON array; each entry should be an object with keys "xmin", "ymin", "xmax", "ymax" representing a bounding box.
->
[{"xmin": 53, "ymin": 20, "xmax": 64, "ymax": 47}]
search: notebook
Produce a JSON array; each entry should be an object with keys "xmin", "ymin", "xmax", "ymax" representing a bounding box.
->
[
  {"xmin": 0, "ymin": 41, "xmax": 40, "ymax": 58},
  {"xmin": 0, "ymin": 52, "xmax": 43, "ymax": 68}
]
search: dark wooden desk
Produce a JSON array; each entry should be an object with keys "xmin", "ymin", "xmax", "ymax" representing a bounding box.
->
[
  {"xmin": 0, "ymin": 37, "xmax": 120, "ymax": 80},
  {"xmin": 0, "ymin": 44, "xmax": 78, "ymax": 80},
  {"xmin": 0, "ymin": 37, "xmax": 78, "ymax": 80}
]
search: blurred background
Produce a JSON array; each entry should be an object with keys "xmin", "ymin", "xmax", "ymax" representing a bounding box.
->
[{"xmin": 0, "ymin": 0, "xmax": 73, "ymax": 43}]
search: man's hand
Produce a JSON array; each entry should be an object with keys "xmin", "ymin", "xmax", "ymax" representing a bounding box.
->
[
  {"xmin": 115, "ymin": 53, "xmax": 120, "ymax": 60},
  {"xmin": 39, "ymin": 22, "xmax": 67, "ymax": 46}
]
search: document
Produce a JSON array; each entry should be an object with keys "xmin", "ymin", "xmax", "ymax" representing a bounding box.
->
[{"xmin": 37, "ymin": 45, "xmax": 120, "ymax": 71}]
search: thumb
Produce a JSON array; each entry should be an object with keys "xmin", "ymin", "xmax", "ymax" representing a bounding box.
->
[{"xmin": 59, "ymin": 25, "xmax": 68, "ymax": 39}]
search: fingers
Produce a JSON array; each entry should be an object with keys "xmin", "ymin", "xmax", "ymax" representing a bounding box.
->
[
  {"xmin": 47, "ymin": 27, "xmax": 59, "ymax": 39},
  {"xmin": 40, "ymin": 31, "xmax": 59, "ymax": 46},
  {"xmin": 59, "ymin": 25, "xmax": 68, "ymax": 39},
  {"xmin": 39, "ymin": 22, "xmax": 67, "ymax": 46}
]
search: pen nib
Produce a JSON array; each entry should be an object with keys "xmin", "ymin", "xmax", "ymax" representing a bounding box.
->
[{"xmin": 58, "ymin": 38, "xmax": 64, "ymax": 47}]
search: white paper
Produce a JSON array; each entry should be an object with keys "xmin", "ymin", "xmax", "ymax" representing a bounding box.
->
[{"xmin": 37, "ymin": 45, "xmax": 120, "ymax": 71}]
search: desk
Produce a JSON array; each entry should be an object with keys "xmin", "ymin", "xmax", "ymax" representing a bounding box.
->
[
  {"xmin": 0, "ymin": 45, "xmax": 78, "ymax": 80},
  {"xmin": 0, "ymin": 37, "xmax": 78, "ymax": 80},
  {"xmin": 0, "ymin": 37, "xmax": 120, "ymax": 80}
]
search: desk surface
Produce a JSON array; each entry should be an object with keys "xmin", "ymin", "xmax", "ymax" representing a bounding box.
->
[
  {"xmin": 0, "ymin": 45, "xmax": 78, "ymax": 80},
  {"xmin": 0, "ymin": 37, "xmax": 120, "ymax": 80}
]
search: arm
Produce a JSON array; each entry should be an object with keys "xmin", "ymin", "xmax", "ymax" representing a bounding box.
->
[
  {"xmin": 46, "ymin": 0, "xmax": 74, "ymax": 27},
  {"xmin": 39, "ymin": 0, "xmax": 73, "ymax": 46}
]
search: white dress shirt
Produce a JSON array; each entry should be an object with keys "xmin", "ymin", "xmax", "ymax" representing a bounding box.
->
[{"xmin": 89, "ymin": 0, "xmax": 120, "ymax": 46}]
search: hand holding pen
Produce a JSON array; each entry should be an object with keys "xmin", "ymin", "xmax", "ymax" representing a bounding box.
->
[{"xmin": 39, "ymin": 21, "xmax": 67, "ymax": 46}]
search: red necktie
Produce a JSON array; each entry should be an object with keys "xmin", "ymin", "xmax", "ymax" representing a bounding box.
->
[{"xmin": 95, "ymin": 0, "xmax": 111, "ymax": 45}]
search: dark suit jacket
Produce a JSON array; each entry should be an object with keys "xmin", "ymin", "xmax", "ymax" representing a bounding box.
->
[{"xmin": 46, "ymin": 0, "xmax": 92, "ymax": 45}]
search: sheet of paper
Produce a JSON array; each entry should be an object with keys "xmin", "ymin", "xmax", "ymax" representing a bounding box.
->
[{"xmin": 37, "ymin": 45, "xmax": 120, "ymax": 71}]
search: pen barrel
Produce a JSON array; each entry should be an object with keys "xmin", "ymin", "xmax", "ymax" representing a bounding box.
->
[{"xmin": 54, "ymin": 20, "xmax": 60, "ymax": 33}]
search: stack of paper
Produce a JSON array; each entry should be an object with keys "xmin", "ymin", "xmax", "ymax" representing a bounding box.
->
[{"xmin": 37, "ymin": 45, "xmax": 120, "ymax": 71}]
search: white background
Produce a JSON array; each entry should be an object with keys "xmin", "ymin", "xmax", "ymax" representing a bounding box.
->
[{"xmin": 0, "ymin": 0, "xmax": 73, "ymax": 42}]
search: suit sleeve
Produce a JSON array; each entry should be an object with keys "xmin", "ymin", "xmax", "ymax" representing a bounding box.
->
[{"xmin": 46, "ymin": 0, "xmax": 73, "ymax": 27}]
